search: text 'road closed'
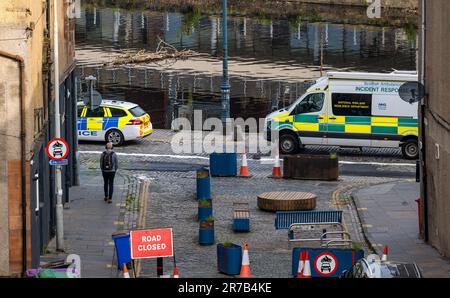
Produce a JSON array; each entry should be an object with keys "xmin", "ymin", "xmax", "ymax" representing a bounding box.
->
[{"xmin": 130, "ymin": 228, "xmax": 174, "ymax": 259}]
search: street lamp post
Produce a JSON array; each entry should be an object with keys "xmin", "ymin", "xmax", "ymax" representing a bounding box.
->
[{"xmin": 221, "ymin": 0, "xmax": 231, "ymax": 130}]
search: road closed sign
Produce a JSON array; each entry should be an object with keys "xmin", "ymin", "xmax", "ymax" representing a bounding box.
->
[{"xmin": 130, "ymin": 228, "xmax": 174, "ymax": 259}]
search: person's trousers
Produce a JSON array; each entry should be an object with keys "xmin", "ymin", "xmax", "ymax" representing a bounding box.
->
[{"xmin": 102, "ymin": 171, "xmax": 116, "ymax": 200}]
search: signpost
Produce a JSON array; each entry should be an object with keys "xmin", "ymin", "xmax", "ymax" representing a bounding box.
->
[
  {"xmin": 130, "ymin": 228, "xmax": 174, "ymax": 278},
  {"xmin": 46, "ymin": 138, "xmax": 69, "ymax": 166}
]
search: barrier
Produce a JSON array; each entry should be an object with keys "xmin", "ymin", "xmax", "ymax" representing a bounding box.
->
[
  {"xmin": 275, "ymin": 210, "xmax": 343, "ymax": 230},
  {"xmin": 292, "ymin": 248, "xmax": 364, "ymax": 278}
]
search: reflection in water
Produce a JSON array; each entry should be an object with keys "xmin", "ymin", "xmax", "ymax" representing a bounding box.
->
[{"xmin": 76, "ymin": 7, "xmax": 417, "ymax": 129}]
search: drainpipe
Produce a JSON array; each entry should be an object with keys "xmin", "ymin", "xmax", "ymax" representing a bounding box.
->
[
  {"xmin": 420, "ymin": 0, "xmax": 429, "ymax": 241},
  {"xmin": 0, "ymin": 50, "xmax": 27, "ymax": 275}
]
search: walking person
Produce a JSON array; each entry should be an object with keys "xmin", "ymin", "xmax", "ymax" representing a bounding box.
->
[{"xmin": 100, "ymin": 142, "xmax": 118, "ymax": 204}]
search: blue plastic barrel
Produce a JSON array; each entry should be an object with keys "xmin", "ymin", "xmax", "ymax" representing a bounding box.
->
[
  {"xmin": 112, "ymin": 232, "xmax": 132, "ymax": 270},
  {"xmin": 210, "ymin": 153, "xmax": 237, "ymax": 177},
  {"xmin": 198, "ymin": 206, "xmax": 213, "ymax": 222},
  {"xmin": 197, "ymin": 167, "xmax": 211, "ymax": 200},
  {"xmin": 199, "ymin": 228, "xmax": 215, "ymax": 246}
]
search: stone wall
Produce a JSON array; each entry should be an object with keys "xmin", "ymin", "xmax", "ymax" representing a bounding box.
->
[{"xmin": 420, "ymin": 0, "xmax": 450, "ymax": 259}]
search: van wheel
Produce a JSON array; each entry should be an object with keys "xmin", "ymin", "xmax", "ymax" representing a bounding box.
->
[
  {"xmin": 402, "ymin": 139, "xmax": 419, "ymax": 160},
  {"xmin": 279, "ymin": 133, "xmax": 300, "ymax": 155},
  {"xmin": 106, "ymin": 129, "xmax": 124, "ymax": 146}
]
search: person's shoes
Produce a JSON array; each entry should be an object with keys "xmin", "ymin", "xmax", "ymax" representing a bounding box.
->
[
  {"xmin": 107, "ymin": 199, "xmax": 112, "ymax": 204},
  {"xmin": 104, "ymin": 197, "xmax": 108, "ymax": 202}
]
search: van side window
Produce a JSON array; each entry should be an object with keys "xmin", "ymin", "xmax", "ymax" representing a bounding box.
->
[
  {"xmin": 332, "ymin": 93, "xmax": 372, "ymax": 117},
  {"xmin": 291, "ymin": 93, "xmax": 325, "ymax": 115}
]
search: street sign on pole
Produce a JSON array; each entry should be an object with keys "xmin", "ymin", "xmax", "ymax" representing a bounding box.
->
[
  {"xmin": 49, "ymin": 159, "xmax": 69, "ymax": 166},
  {"xmin": 130, "ymin": 228, "xmax": 174, "ymax": 260},
  {"xmin": 46, "ymin": 138, "xmax": 69, "ymax": 161}
]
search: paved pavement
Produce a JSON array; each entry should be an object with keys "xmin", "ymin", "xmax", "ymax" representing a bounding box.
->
[
  {"xmin": 41, "ymin": 163, "xmax": 144, "ymax": 278},
  {"xmin": 353, "ymin": 181, "xmax": 450, "ymax": 277}
]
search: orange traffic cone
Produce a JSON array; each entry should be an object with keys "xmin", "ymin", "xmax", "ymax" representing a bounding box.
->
[
  {"xmin": 271, "ymin": 147, "xmax": 282, "ymax": 178},
  {"xmin": 382, "ymin": 245, "xmax": 388, "ymax": 261},
  {"xmin": 239, "ymin": 243, "xmax": 252, "ymax": 278},
  {"xmin": 302, "ymin": 251, "xmax": 312, "ymax": 278},
  {"xmin": 173, "ymin": 266, "xmax": 180, "ymax": 278},
  {"xmin": 239, "ymin": 148, "xmax": 251, "ymax": 178},
  {"xmin": 296, "ymin": 251, "xmax": 305, "ymax": 278},
  {"xmin": 123, "ymin": 263, "xmax": 130, "ymax": 278}
]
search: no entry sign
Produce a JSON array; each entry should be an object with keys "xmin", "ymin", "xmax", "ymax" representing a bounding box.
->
[
  {"xmin": 314, "ymin": 252, "xmax": 339, "ymax": 277},
  {"xmin": 130, "ymin": 228, "xmax": 174, "ymax": 259},
  {"xmin": 46, "ymin": 138, "xmax": 69, "ymax": 161}
]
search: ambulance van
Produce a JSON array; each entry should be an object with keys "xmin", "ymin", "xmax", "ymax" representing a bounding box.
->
[{"xmin": 265, "ymin": 71, "xmax": 419, "ymax": 159}]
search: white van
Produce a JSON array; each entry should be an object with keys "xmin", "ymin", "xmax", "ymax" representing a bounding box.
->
[{"xmin": 265, "ymin": 71, "xmax": 419, "ymax": 159}]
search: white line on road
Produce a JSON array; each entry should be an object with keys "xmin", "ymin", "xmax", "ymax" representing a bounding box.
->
[
  {"xmin": 79, "ymin": 151, "xmax": 416, "ymax": 167},
  {"xmin": 78, "ymin": 151, "xmax": 209, "ymax": 160}
]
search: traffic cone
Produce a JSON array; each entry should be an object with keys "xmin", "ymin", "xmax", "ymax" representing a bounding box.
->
[
  {"xmin": 123, "ymin": 263, "xmax": 130, "ymax": 278},
  {"xmin": 382, "ymin": 245, "xmax": 389, "ymax": 261},
  {"xmin": 173, "ymin": 266, "xmax": 180, "ymax": 278},
  {"xmin": 296, "ymin": 251, "xmax": 305, "ymax": 278},
  {"xmin": 302, "ymin": 251, "xmax": 312, "ymax": 278},
  {"xmin": 271, "ymin": 147, "xmax": 282, "ymax": 178},
  {"xmin": 239, "ymin": 148, "xmax": 251, "ymax": 178},
  {"xmin": 239, "ymin": 243, "xmax": 252, "ymax": 278}
]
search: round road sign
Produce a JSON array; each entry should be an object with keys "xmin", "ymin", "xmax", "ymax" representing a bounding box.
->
[
  {"xmin": 46, "ymin": 138, "xmax": 69, "ymax": 161},
  {"xmin": 314, "ymin": 252, "xmax": 338, "ymax": 277}
]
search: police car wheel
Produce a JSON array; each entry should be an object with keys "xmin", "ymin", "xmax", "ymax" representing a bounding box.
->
[
  {"xmin": 279, "ymin": 133, "xmax": 300, "ymax": 155},
  {"xmin": 106, "ymin": 129, "xmax": 124, "ymax": 146},
  {"xmin": 402, "ymin": 139, "xmax": 419, "ymax": 160}
]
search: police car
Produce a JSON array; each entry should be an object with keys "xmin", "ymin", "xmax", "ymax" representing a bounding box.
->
[{"xmin": 77, "ymin": 100, "xmax": 153, "ymax": 146}]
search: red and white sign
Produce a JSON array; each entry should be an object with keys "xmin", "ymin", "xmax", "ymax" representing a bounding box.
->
[
  {"xmin": 46, "ymin": 138, "xmax": 69, "ymax": 161},
  {"xmin": 130, "ymin": 228, "xmax": 174, "ymax": 259},
  {"xmin": 314, "ymin": 252, "xmax": 338, "ymax": 277}
]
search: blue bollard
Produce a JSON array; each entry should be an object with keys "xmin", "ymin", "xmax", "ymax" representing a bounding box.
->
[{"xmin": 197, "ymin": 167, "xmax": 211, "ymax": 200}]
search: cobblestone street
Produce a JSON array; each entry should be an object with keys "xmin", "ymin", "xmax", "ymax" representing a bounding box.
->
[{"xmin": 76, "ymin": 129, "xmax": 425, "ymax": 278}]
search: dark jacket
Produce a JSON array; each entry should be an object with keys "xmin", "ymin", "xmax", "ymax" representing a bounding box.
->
[{"xmin": 100, "ymin": 150, "xmax": 118, "ymax": 172}]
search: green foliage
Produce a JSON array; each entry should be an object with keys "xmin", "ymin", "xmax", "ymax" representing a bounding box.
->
[
  {"xmin": 352, "ymin": 242, "xmax": 362, "ymax": 252},
  {"xmin": 223, "ymin": 241, "xmax": 234, "ymax": 248},
  {"xmin": 198, "ymin": 199, "xmax": 212, "ymax": 208}
]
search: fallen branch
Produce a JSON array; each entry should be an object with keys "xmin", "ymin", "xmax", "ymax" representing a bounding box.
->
[{"xmin": 112, "ymin": 37, "xmax": 199, "ymax": 66}]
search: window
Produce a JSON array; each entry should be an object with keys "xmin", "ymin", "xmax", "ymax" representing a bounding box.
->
[
  {"xmin": 109, "ymin": 108, "xmax": 128, "ymax": 118},
  {"xmin": 129, "ymin": 106, "xmax": 146, "ymax": 117},
  {"xmin": 291, "ymin": 93, "xmax": 325, "ymax": 115},
  {"xmin": 85, "ymin": 108, "xmax": 105, "ymax": 118},
  {"xmin": 332, "ymin": 93, "xmax": 372, "ymax": 117}
]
